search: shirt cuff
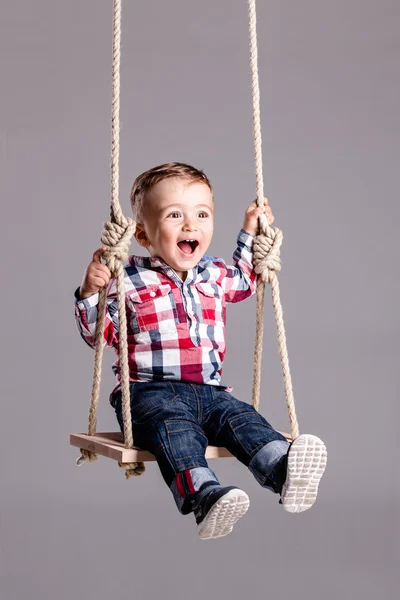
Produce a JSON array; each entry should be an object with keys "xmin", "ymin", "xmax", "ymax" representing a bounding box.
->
[
  {"xmin": 237, "ymin": 228, "xmax": 255, "ymax": 249},
  {"xmin": 74, "ymin": 287, "xmax": 99, "ymax": 311}
]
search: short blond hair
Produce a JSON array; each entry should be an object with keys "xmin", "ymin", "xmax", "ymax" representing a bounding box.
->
[{"xmin": 130, "ymin": 162, "xmax": 213, "ymax": 223}]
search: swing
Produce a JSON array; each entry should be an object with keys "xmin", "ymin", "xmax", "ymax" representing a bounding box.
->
[{"xmin": 70, "ymin": 0, "xmax": 299, "ymax": 479}]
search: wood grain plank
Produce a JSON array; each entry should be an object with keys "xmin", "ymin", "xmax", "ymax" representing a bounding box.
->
[{"xmin": 70, "ymin": 431, "xmax": 292, "ymax": 463}]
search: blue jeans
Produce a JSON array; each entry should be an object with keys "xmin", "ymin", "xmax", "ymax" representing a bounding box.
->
[{"xmin": 110, "ymin": 381, "xmax": 290, "ymax": 514}]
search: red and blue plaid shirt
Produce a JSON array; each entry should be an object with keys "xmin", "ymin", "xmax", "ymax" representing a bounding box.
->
[{"xmin": 74, "ymin": 229, "xmax": 257, "ymax": 392}]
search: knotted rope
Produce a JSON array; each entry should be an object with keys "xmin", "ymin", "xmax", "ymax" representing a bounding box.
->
[
  {"xmin": 248, "ymin": 0, "xmax": 299, "ymax": 440},
  {"xmin": 77, "ymin": 0, "xmax": 145, "ymax": 478}
]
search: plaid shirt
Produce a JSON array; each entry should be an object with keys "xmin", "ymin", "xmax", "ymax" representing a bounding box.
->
[{"xmin": 74, "ymin": 229, "xmax": 257, "ymax": 393}]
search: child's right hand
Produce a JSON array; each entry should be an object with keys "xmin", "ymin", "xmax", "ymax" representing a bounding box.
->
[{"xmin": 79, "ymin": 248, "xmax": 113, "ymax": 299}]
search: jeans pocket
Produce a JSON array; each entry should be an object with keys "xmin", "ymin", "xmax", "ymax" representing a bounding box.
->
[
  {"xmin": 165, "ymin": 419, "xmax": 209, "ymax": 464},
  {"xmin": 113, "ymin": 381, "xmax": 177, "ymax": 426},
  {"xmin": 228, "ymin": 411, "xmax": 275, "ymax": 457}
]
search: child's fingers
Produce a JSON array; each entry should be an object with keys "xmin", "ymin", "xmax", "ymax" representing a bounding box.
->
[
  {"xmin": 258, "ymin": 203, "xmax": 274, "ymax": 224},
  {"xmin": 93, "ymin": 263, "xmax": 112, "ymax": 280},
  {"xmin": 92, "ymin": 248, "xmax": 106, "ymax": 263},
  {"xmin": 257, "ymin": 205, "xmax": 272, "ymax": 215},
  {"xmin": 91, "ymin": 275, "xmax": 109, "ymax": 289},
  {"xmin": 251, "ymin": 197, "xmax": 270, "ymax": 208}
]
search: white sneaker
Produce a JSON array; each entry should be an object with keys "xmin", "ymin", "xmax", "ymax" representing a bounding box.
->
[
  {"xmin": 195, "ymin": 486, "xmax": 250, "ymax": 540},
  {"xmin": 281, "ymin": 434, "xmax": 327, "ymax": 513}
]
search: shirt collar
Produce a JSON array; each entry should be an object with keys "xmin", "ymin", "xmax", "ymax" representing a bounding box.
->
[{"xmin": 128, "ymin": 254, "xmax": 199, "ymax": 284}]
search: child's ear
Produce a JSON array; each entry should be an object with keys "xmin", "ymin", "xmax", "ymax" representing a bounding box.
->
[{"xmin": 134, "ymin": 223, "xmax": 151, "ymax": 248}]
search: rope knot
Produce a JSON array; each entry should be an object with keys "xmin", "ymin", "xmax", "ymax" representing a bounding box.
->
[
  {"xmin": 101, "ymin": 215, "xmax": 136, "ymax": 273},
  {"xmin": 118, "ymin": 461, "xmax": 146, "ymax": 479},
  {"xmin": 253, "ymin": 225, "xmax": 283, "ymax": 283},
  {"xmin": 76, "ymin": 448, "xmax": 98, "ymax": 466}
]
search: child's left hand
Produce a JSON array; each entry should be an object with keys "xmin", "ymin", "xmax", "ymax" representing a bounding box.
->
[{"xmin": 242, "ymin": 197, "xmax": 274, "ymax": 236}]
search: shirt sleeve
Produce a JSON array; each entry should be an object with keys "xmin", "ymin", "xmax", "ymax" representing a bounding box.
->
[
  {"xmin": 74, "ymin": 277, "xmax": 119, "ymax": 349},
  {"xmin": 220, "ymin": 229, "xmax": 258, "ymax": 303}
]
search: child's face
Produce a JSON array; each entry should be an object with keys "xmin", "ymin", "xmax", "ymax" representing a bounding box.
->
[{"xmin": 135, "ymin": 177, "xmax": 214, "ymax": 280}]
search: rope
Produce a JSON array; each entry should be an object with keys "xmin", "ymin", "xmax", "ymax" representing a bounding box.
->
[
  {"xmin": 77, "ymin": 0, "xmax": 145, "ymax": 478},
  {"xmin": 247, "ymin": 0, "xmax": 299, "ymax": 440}
]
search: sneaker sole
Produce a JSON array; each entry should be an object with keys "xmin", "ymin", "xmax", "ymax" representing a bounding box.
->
[
  {"xmin": 281, "ymin": 434, "xmax": 327, "ymax": 513},
  {"xmin": 198, "ymin": 489, "xmax": 250, "ymax": 540}
]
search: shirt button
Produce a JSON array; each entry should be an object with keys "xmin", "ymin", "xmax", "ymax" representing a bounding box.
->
[{"xmin": 150, "ymin": 291, "xmax": 156, "ymax": 297}]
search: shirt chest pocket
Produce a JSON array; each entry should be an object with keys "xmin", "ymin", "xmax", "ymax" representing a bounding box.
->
[
  {"xmin": 195, "ymin": 282, "xmax": 226, "ymax": 327},
  {"xmin": 127, "ymin": 284, "xmax": 179, "ymax": 334}
]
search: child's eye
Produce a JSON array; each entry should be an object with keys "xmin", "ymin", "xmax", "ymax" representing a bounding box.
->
[
  {"xmin": 168, "ymin": 212, "xmax": 182, "ymax": 218},
  {"xmin": 198, "ymin": 211, "xmax": 209, "ymax": 218}
]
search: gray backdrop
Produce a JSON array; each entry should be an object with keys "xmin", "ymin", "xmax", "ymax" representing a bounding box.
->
[{"xmin": 1, "ymin": 1, "xmax": 398, "ymax": 599}]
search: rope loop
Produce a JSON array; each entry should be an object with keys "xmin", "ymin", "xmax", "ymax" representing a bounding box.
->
[
  {"xmin": 253, "ymin": 223, "xmax": 283, "ymax": 284},
  {"xmin": 76, "ymin": 448, "xmax": 98, "ymax": 466},
  {"xmin": 101, "ymin": 216, "xmax": 136, "ymax": 273},
  {"xmin": 118, "ymin": 461, "xmax": 146, "ymax": 478}
]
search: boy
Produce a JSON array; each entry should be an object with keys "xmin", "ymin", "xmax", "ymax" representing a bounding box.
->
[{"xmin": 75, "ymin": 162, "xmax": 327, "ymax": 539}]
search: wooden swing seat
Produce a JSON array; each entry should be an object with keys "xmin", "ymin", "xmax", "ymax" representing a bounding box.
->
[{"xmin": 70, "ymin": 431, "xmax": 292, "ymax": 464}]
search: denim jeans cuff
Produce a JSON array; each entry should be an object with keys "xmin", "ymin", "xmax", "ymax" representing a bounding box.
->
[
  {"xmin": 170, "ymin": 467, "xmax": 220, "ymax": 514},
  {"xmin": 249, "ymin": 440, "xmax": 290, "ymax": 492}
]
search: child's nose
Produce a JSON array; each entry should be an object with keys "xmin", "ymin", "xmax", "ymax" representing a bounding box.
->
[{"xmin": 183, "ymin": 222, "xmax": 197, "ymax": 231}]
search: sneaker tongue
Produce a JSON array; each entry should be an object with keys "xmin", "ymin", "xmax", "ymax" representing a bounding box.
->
[{"xmin": 178, "ymin": 241, "xmax": 192, "ymax": 255}]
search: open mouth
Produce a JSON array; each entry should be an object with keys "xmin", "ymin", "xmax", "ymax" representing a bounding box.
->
[{"xmin": 177, "ymin": 240, "xmax": 199, "ymax": 256}]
